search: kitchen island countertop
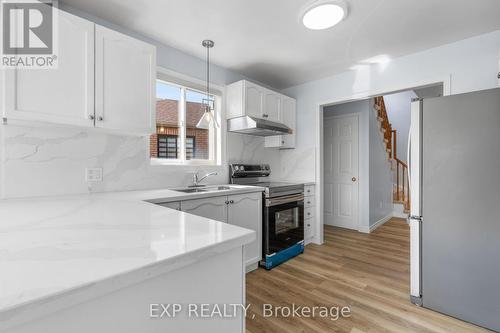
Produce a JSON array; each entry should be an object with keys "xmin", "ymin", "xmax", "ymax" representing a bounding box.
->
[{"xmin": 0, "ymin": 185, "xmax": 264, "ymax": 329}]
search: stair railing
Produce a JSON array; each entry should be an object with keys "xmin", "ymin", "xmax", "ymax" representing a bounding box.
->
[{"xmin": 374, "ymin": 96, "xmax": 410, "ymax": 211}]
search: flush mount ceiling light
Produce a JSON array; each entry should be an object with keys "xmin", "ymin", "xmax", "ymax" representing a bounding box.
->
[{"xmin": 301, "ymin": 0, "xmax": 348, "ymax": 30}]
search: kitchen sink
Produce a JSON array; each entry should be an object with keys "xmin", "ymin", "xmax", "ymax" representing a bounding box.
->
[
  {"xmin": 172, "ymin": 185, "xmax": 232, "ymax": 193},
  {"xmin": 173, "ymin": 188, "xmax": 208, "ymax": 193},
  {"xmin": 205, "ymin": 186, "xmax": 231, "ymax": 191}
]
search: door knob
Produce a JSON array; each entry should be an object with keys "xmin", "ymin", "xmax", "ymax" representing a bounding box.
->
[{"xmin": 352, "ymin": 177, "xmax": 357, "ymax": 182}]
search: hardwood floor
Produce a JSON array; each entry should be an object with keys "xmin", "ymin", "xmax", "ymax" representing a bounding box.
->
[{"xmin": 246, "ymin": 218, "xmax": 490, "ymax": 333}]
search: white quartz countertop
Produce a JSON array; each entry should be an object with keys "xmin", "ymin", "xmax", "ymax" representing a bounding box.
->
[{"xmin": 0, "ymin": 185, "xmax": 263, "ymax": 327}]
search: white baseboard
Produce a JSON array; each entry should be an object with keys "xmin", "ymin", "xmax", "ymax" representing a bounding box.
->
[
  {"xmin": 359, "ymin": 213, "xmax": 393, "ymax": 233},
  {"xmin": 358, "ymin": 226, "xmax": 371, "ymax": 233}
]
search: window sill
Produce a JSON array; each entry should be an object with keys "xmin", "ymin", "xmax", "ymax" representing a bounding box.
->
[{"xmin": 150, "ymin": 158, "xmax": 221, "ymax": 167}]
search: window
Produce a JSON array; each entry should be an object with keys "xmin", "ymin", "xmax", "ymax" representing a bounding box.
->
[
  {"xmin": 157, "ymin": 135, "xmax": 195, "ymax": 160},
  {"xmin": 151, "ymin": 78, "xmax": 221, "ymax": 165},
  {"xmin": 186, "ymin": 137, "xmax": 195, "ymax": 160}
]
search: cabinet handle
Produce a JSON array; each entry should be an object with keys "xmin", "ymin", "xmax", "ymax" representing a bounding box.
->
[
  {"xmin": 262, "ymin": 114, "xmax": 269, "ymax": 118},
  {"xmin": 229, "ymin": 200, "xmax": 234, "ymax": 204},
  {"xmin": 307, "ymin": 201, "xmax": 311, "ymax": 204},
  {"xmin": 307, "ymin": 224, "xmax": 311, "ymax": 227},
  {"xmin": 88, "ymin": 115, "xmax": 95, "ymax": 120},
  {"xmin": 307, "ymin": 212, "xmax": 311, "ymax": 216},
  {"xmin": 225, "ymin": 201, "xmax": 229, "ymax": 205},
  {"xmin": 97, "ymin": 116, "xmax": 104, "ymax": 121}
]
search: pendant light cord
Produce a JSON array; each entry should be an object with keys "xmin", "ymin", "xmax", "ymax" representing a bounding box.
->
[{"xmin": 206, "ymin": 44, "xmax": 210, "ymax": 108}]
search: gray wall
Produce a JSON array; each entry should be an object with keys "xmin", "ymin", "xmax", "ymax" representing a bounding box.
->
[
  {"xmin": 383, "ymin": 91, "xmax": 417, "ymax": 163},
  {"xmin": 368, "ymin": 107, "xmax": 394, "ymax": 226}
]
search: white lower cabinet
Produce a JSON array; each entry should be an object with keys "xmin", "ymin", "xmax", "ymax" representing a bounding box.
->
[
  {"xmin": 180, "ymin": 192, "xmax": 262, "ymax": 270},
  {"xmin": 227, "ymin": 193, "xmax": 262, "ymax": 271},
  {"xmin": 304, "ymin": 184, "xmax": 316, "ymax": 244},
  {"xmin": 180, "ymin": 197, "xmax": 228, "ymax": 222}
]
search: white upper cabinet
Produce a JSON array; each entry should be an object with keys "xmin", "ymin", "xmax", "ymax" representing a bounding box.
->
[
  {"xmin": 264, "ymin": 95, "xmax": 296, "ymax": 149},
  {"xmin": 281, "ymin": 96, "xmax": 297, "ymax": 148},
  {"xmin": 227, "ymin": 80, "xmax": 296, "ymax": 149},
  {"xmin": 95, "ymin": 25, "xmax": 156, "ymax": 134},
  {"xmin": 244, "ymin": 82, "xmax": 264, "ymax": 119},
  {"xmin": 2, "ymin": 9, "xmax": 156, "ymax": 135},
  {"xmin": 3, "ymin": 10, "xmax": 95, "ymax": 127},
  {"xmin": 227, "ymin": 80, "xmax": 283, "ymax": 122},
  {"xmin": 262, "ymin": 89, "xmax": 281, "ymax": 122}
]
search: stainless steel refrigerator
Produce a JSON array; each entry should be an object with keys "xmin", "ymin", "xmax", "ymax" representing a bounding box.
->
[{"xmin": 408, "ymin": 87, "xmax": 500, "ymax": 331}]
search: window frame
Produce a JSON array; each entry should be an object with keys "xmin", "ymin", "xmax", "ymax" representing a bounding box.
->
[{"xmin": 151, "ymin": 68, "xmax": 223, "ymax": 167}]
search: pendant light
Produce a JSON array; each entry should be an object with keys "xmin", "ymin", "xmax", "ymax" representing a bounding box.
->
[{"xmin": 196, "ymin": 40, "xmax": 220, "ymax": 129}]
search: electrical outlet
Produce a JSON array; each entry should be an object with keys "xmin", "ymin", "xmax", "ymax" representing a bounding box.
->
[{"xmin": 85, "ymin": 168, "xmax": 103, "ymax": 182}]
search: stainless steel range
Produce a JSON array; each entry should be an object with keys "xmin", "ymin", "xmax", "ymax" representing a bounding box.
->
[{"xmin": 230, "ymin": 164, "xmax": 304, "ymax": 270}]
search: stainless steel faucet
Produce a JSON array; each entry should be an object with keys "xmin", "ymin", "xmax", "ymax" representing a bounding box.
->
[{"xmin": 191, "ymin": 171, "xmax": 218, "ymax": 187}]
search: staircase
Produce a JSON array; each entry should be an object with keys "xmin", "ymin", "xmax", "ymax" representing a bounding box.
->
[{"xmin": 373, "ymin": 96, "xmax": 410, "ymax": 214}]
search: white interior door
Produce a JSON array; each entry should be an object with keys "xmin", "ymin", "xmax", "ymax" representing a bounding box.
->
[{"xmin": 324, "ymin": 115, "xmax": 359, "ymax": 229}]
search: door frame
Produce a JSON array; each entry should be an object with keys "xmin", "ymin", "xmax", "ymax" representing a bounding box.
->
[
  {"xmin": 314, "ymin": 76, "xmax": 451, "ymax": 244},
  {"xmin": 323, "ymin": 113, "xmax": 362, "ymax": 231}
]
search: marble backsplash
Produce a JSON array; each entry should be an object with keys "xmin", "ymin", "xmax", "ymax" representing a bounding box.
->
[{"xmin": 0, "ymin": 123, "xmax": 286, "ymax": 199}]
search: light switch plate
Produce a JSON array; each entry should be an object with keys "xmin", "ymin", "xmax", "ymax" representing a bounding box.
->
[{"xmin": 85, "ymin": 168, "xmax": 103, "ymax": 182}]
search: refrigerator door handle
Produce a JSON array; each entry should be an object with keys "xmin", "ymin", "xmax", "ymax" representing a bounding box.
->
[{"xmin": 409, "ymin": 216, "xmax": 422, "ymax": 300}]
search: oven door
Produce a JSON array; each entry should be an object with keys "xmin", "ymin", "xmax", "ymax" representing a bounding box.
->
[{"xmin": 265, "ymin": 193, "xmax": 304, "ymax": 255}]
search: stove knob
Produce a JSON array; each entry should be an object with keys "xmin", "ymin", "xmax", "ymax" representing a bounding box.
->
[
  {"xmin": 240, "ymin": 166, "xmax": 245, "ymax": 171},
  {"xmin": 234, "ymin": 166, "xmax": 239, "ymax": 171}
]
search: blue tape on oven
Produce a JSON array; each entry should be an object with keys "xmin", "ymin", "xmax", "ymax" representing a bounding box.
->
[{"xmin": 264, "ymin": 241, "xmax": 304, "ymax": 270}]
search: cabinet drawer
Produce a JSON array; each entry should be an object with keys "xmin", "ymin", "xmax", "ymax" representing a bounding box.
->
[
  {"xmin": 304, "ymin": 196, "xmax": 315, "ymax": 208},
  {"xmin": 304, "ymin": 207, "xmax": 314, "ymax": 219},
  {"xmin": 304, "ymin": 217, "xmax": 315, "ymax": 240},
  {"xmin": 304, "ymin": 185, "xmax": 315, "ymax": 197}
]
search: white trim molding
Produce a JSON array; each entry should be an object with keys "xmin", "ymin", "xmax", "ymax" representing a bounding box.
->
[
  {"xmin": 359, "ymin": 213, "xmax": 392, "ymax": 233},
  {"xmin": 315, "ymin": 75, "xmax": 451, "ymax": 245}
]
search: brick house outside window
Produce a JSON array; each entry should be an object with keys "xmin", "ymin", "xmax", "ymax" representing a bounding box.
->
[{"xmin": 150, "ymin": 99, "xmax": 209, "ymax": 160}]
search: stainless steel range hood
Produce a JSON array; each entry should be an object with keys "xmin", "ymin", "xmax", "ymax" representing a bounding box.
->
[{"xmin": 227, "ymin": 116, "xmax": 292, "ymax": 136}]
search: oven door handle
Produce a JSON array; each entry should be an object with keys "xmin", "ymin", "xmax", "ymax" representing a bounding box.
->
[{"xmin": 266, "ymin": 194, "xmax": 304, "ymax": 207}]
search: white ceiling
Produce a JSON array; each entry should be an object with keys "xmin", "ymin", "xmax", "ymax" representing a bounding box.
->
[{"xmin": 61, "ymin": 0, "xmax": 500, "ymax": 89}]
